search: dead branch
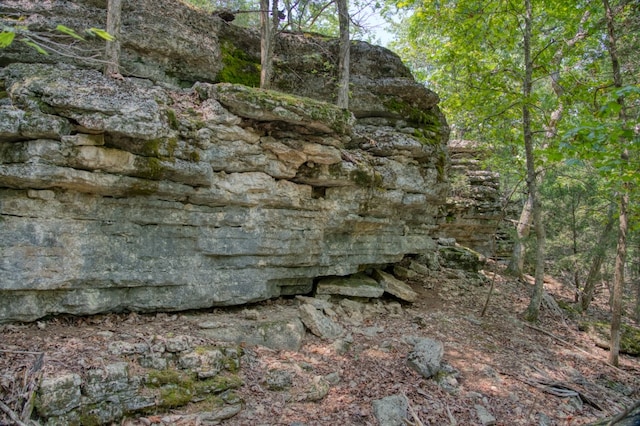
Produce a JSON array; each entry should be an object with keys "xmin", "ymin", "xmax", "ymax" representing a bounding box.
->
[
  {"xmin": 0, "ymin": 399, "xmax": 29, "ymax": 426},
  {"xmin": 523, "ymin": 323, "xmax": 625, "ymax": 373},
  {"xmin": 403, "ymin": 393, "xmax": 425, "ymax": 426},
  {"xmin": 606, "ymin": 400, "xmax": 640, "ymax": 425}
]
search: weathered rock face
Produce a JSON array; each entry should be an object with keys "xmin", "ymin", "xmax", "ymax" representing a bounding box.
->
[
  {"xmin": 0, "ymin": 53, "xmax": 449, "ymax": 322},
  {"xmin": 0, "ymin": 0, "xmax": 446, "ymax": 135},
  {"xmin": 0, "ymin": 0, "xmax": 504, "ymax": 323},
  {"xmin": 436, "ymin": 140, "xmax": 502, "ymax": 256}
]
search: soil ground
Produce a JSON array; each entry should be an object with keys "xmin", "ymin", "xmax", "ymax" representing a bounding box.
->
[{"xmin": 1, "ymin": 263, "xmax": 639, "ymax": 425}]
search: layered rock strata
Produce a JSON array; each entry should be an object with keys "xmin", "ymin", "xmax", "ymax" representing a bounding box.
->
[
  {"xmin": 0, "ymin": 58, "xmax": 448, "ymax": 322},
  {"xmin": 436, "ymin": 140, "xmax": 502, "ymax": 256}
]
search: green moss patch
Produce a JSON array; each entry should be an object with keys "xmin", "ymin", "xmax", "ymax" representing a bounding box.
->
[
  {"xmin": 218, "ymin": 41, "xmax": 260, "ymax": 87},
  {"xmin": 213, "ymin": 83, "xmax": 354, "ymax": 135},
  {"xmin": 145, "ymin": 368, "xmax": 242, "ymax": 409},
  {"xmin": 581, "ymin": 321, "xmax": 640, "ymax": 356}
]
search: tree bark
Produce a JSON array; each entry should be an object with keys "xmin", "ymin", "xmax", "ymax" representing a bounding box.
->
[
  {"xmin": 507, "ymin": 191, "xmax": 533, "ymax": 277},
  {"xmin": 610, "ymin": 190, "xmax": 629, "ymax": 366},
  {"xmin": 260, "ymin": 0, "xmax": 277, "ymax": 89},
  {"xmin": 522, "ymin": 0, "xmax": 546, "ymax": 322},
  {"xmin": 602, "ymin": 0, "xmax": 628, "ymax": 367},
  {"xmin": 104, "ymin": 0, "xmax": 122, "ymax": 76},
  {"xmin": 336, "ymin": 0, "xmax": 350, "ymax": 109}
]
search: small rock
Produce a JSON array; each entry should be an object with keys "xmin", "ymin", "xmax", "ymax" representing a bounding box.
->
[
  {"xmin": 355, "ymin": 326, "xmax": 384, "ymax": 337},
  {"xmin": 265, "ymin": 369, "xmax": 294, "ymax": 391},
  {"xmin": 333, "ymin": 336, "xmax": 353, "ymax": 355},
  {"xmin": 386, "ymin": 301, "xmax": 403, "ymax": 316},
  {"xmin": 339, "ymin": 298, "xmax": 364, "ymax": 315},
  {"xmin": 438, "ymin": 237, "xmax": 457, "ymax": 246},
  {"xmin": 408, "ymin": 261, "xmax": 431, "ymax": 275},
  {"xmin": 295, "ymin": 376, "xmax": 330, "ymax": 402},
  {"xmin": 165, "ymin": 335, "xmax": 192, "ymax": 353},
  {"xmin": 372, "ymin": 269, "xmax": 418, "ymax": 302},
  {"xmin": 406, "ymin": 337, "xmax": 444, "ymax": 379},
  {"xmin": 324, "ymin": 372, "xmax": 341, "ymax": 385},
  {"xmin": 298, "ymin": 303, "xmax": 344, "ymax": 339},
  {"xmin": 138, "ymin": 355, "xmax": 168, "ymax": 370},
  {"xmin": 392, "ymin": 265, "xmax": 417, "ymax": 279},
  {"xmin": 198, "ymin": 317, "xmax": 306, "ymax": 351},
  {"xmin": 538, "ymin": 412, "xmax": 552, "ymax": 426},
  {"xmin": 372, "ymin": 394, "xmax": 409, "ymax": 426},
  {"xmin": 108, "ymin": 341, "xmax": 149, "ymax": 356},
  {"xmin": 474, "ymin": 404, "xmax": 496, "ymax": 426},
  {"xmin": 96, "ymin": 330, "xmax": 115, "ymax": 339}
]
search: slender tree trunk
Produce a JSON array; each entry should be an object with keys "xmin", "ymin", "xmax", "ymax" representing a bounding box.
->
[
  {"xmin": 522, "ymin": 0, "xmax": 546, "ymax": 322},
  {"xmin": 633, "ymin": 279, "xmax": 640, "ymax": 324},
  {"xmin": 336, "ymin": 0, "xmax": 350, "ymax": 109},
  {"xmin": 611, "ymin": 190, "xmax": 629, "ymax": 366},
  {"xmin": 603, "ymin": 0, "xmax": 628, "ymax": 367},
  {"xmin": 507, "ymin": 192, "xmax": 533, "ymax": 277},
  {"xmin": 581, "ymin": 208, "xmax": 615, "ymax": 312},
  {"xmin": 260, "ymin": 0, "xmax": 273, "ymax": 89},
  {"xmin": 509, "ymin": 10, "xmax": 589, "ymax": 281},
  {"xmin": 104, "ymin": 0, "xmax": 122, "ymax": 76}
]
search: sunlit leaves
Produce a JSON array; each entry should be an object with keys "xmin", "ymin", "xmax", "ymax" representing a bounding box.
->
[
  {"xmin": 21, "ymin": 39, "xmax": 49, "ymax": 55},
  {"xmin": 86, "ymin": 27, "xmax": 115, "ymax": 41},
  {"xmin": 56, "ymin": 24, "xmax": 86, "ymax": 41},
  {"xmin": 0, "ymin": 23, "xmax": 113, "ymax": 54},
  {"xmin": 0, "ymin": 29, "xmax": 16, "ymax": 47}
]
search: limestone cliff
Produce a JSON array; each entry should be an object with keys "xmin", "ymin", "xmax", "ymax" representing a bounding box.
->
[{"xmin": 0, "ymin": 0, "xmax": 495, "ymax": 323}]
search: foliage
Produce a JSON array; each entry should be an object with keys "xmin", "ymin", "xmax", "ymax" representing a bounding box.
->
[
  {"xmin": 0, "ymin": 22, "xmax": 113, "ymax": 55},
  {"xmin": 389, "ymin": 0, "xmax": 639, "ymax": 296}
]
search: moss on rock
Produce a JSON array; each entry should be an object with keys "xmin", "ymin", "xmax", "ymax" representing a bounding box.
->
[{"xmin": 218, "ymin": 41, "xmax": 260, "ymax": 87}]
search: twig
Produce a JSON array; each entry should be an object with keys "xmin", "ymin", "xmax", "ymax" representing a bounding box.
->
[
  {"xmin": 480, "ymin": 269, "xmax": 498, "ymax": 317},
  {"xmin": 523, "ymin": 323, "xmax": 624, "ymax": 373},
  {"xmin": 403, "ymin": 393, "xmax": 425, "ymax": 426},
  {"xmin": 0, "ymin": 349, "xmax": 44, "ymax": 355},
  {"xmin": 445, "ymin": 403, "xmax": 457, "ymax": 426},
  {"xmin": 0, "ymin": 399, "xmax": 29, "ymax": 426},
  {"xmin": 21, "ymin": 352, "xmax": 45, "ymax": 422}
]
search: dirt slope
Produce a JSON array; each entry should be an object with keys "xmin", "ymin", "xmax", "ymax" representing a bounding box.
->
[{"xmin": 1, "ymin": 264, "xmax": 638, "ymax": 425}]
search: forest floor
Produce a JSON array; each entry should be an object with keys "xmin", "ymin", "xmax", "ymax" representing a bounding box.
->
[{"xmin": 1, "ymin": 262, "xmax": 639, "ymax": 425}]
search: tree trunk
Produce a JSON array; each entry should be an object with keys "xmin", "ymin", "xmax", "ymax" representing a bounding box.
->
[
  {"xmin": 522, "ymin": 0, "xmax": 546, "ymax": 322},
  {"xmin": 508, "ymin": 10, "xmax": 589, "ymax": 281},
  {"xmin": 259, "ymin": 0, "xmax": 273, "ymax": 89},
  {"xmin": 635, "ymin": 272, "xmax": 640, "ymax": 324},
  {"xmin": 610, "ymin": 189, "xmax": 629, "ymax": 366},
  {"xmin": 602, "ymin": 0, "xmax": 628, "ymax": 367},
  {"xmin": 104, "ymin": 0, "xmax": 122, "ymax": 76},
  {"xmin": 507, "ymin": 192, "xmax": 533, "ymax": 277},
  {"xmin": 580, "ymin": 208, "xmax": 615, "ymax": 312},
  {"xmin": 336, "ymin": 0, "xmax": 350, "ymax": 109}
]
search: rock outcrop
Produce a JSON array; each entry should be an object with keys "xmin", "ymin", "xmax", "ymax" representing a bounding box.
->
[
  {"xmin": 0, "ymin": 60, "xmax": 447, "ymax": 322},
  {"xmin": 436, "ymin": 140, "xmax": 502, "ymax": 256},
  {"xmin": 0, "ymin": 0, "xmax": 501, "ymax": 323}
]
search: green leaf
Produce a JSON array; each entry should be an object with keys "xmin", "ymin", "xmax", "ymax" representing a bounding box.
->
[
  {"xmin": 86, "ymin": 28, "xmax": 114, "ymax": 41},
  {"xmin": 55, "ymin": 24, "xmax": 86, "ymax": 41},
  {"xmin": 0, "ymin": 30, "xmax": 16, "ymax": 48},
  {"xmin": 21, "ymin": 39, "xmax": 49, "ymax": 55}
]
